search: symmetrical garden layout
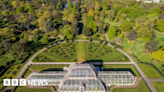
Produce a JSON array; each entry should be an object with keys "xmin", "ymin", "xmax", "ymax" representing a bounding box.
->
[
  {"xmin": 32, "ymin": 42, "xmax": 130, "ymax": 62},
  {"xmin": 27, "ymin": 64, "xmax": 137, "ymax": 92}
]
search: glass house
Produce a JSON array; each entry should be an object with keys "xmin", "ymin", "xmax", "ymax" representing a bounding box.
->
[{"xmin": 27, "ymin": 64, "xmax": 137, "ymax": 92}]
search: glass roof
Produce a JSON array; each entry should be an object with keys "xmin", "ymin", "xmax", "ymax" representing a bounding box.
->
[{"xmin": 27, "ymin": 64, "xmax": 136, "ymax": 91}]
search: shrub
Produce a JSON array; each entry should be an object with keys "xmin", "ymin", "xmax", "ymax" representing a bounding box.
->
[{"xmin": 151, "ymin": 60, "xmax": 158, "ymax": 64}]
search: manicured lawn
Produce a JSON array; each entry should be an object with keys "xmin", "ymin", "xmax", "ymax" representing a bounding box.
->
[
  {"xmin": 154, "ymin": 61, "xmax": 164, "ymax": 75},
  {"xmin": 22, "ymin": 69, "xmax": 33, "ymax": 78},
  {"xmin": 138, "ymin": 64, "xmax": 162, "ymax": 78},
  {"xmin": 15, "ymin": 87, "xmax": 51, "ymax": 92},
  {"xmin": 154, "ymin": 36, "xmax": 164, "ymax": 49},
  {"xmin": 77, "ymin": 41, "xmax": 86, "ymax": 62},
  {"xmin": 112, "ymin": 81, "xmax": 151, "ymax": 92},
  {"xmin": 29, "ymin": 65, "xmax": 69, "ymax": 71},
  {"xmin": 103, "ymin": 65, "xmax": 141, "ymax": 77},
  {"xmin": 151, "ymin": 82, "xmax": 164, "ymax": 92},
  {"xmin": 86, "ymin": 42, "xmax": 130, "ymax": 62},
  {"xmin": 33, "ymin": 42, "xmax": 130, "ymax": 62}
]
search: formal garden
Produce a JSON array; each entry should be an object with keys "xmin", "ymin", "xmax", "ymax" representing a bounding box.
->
[
  {"xmin": 32, "ymin": 41, "xmax": 130, "ymax": 62},
  {"xmin": 0, "ymin": 64, "xmax": 23, "ymax": 92}
]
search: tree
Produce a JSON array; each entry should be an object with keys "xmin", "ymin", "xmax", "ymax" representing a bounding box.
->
[
  {"xmin": 137, "ymin": 52, "xmax": 153, "ymax": 62},
  {"xmin": 137, "ymin": 27, "xmax": 152, "ymax": 41},
  {"xmin": 1, "ymin": 39, "xmax": 12, "ymax": 52},
  {"xmin": 67, "ymin": 14, "xmax": 76, "ymax": 23},
  {"xmin": 145, "ymin": 40, "xmax": 159, "ymax": 53},
  {"xmin": 156, "ymin": 20, "xmax": 164, "ymax": 32},
  {"xmin": 11, "ymin": 1, "xmax": 18, "ymax": 9},
  {"xmin": 71, "ymin": 21, "xmax": 79, "ymax": 35},
  {"xmin": 19, "ymin": 21, "xmax": 31, "ymax": 31},
  {"xmin": 71, "ymin": 27, "xmax": 79, "ymax": 35},
  {"xmin": 159, "ymin": 13, "xmax": 164, "ymax": 20},
  {"xmin": 33, "ymin": 36, "xmax": 38, "ymax": 42},
  {"xmin": 43, "ymin": 11, "xmax": 52, "ymax": 20},
  {"xmin": 152, "ymin": 50, "xmax": 164, "ymax": 61},
  {"xmin": 122, "ymin": 24, "xmax": 132, "ymax": 32},
  {"xmin": 42, "ymin": 35, "xmax": 49, "ymax": 44},
  {"xmin": 0, "ymin": 48, "xmax": 4, "ymax": 55},
  {"xmin": 23, "ymin": 32, "xmax": 29, "ymax": 41},
  {"xmin": 98, "ymin": 25, "xmax": 105, "ymax": 34},
  {"xmin": 130, "ymin": 38, "xmax": 145, "ymax": 56},
  {"xmin": 87, "ymin": 10, "xmax": 94, "ymax": 22},
  {"xmin": 63, "ymin": 29, "xmax": 70, "ymax": 37},
  {"xmin": 9, "ymin": 42, "xmax": 26, "ymax": 59},
  {"xmin": 62, "ymin": 20, "xmax": 69, "ymax": 26},
  {"xmin": 95, "ymin": 2, "xmax": 101, "ymax": 11},
  {"xmin": 82, "ymin": 26, "xmax": 92, "ymax": 37},
  {"xmin": 121, "ymin": 20, "xmax": 132, "ymax": 32},
  {"xmin": 127, "ymin": 30, "xmax": 137, "ymax": 41},
  {"xmin": 88, "ymin": 21, "xmax": 97, "ymax": 34},
  {"xmin": 107, "ymin": 26, "xmax": 118, "ymax": 38},
  {"xmin": 38, "ymin": 16, "xmax": 48, "ymax": 30},
  {"xmin": 45, "ymin": 20, "xmax": 55, "ymax": 32}
]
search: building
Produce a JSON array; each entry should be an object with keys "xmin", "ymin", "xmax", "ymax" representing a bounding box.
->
[
  {"xmin": 27, "ymin": 64, "xmax": 137, "ymax": 92},
  {"xmin": 137, "ymin": 0, "xmax": 161, "ymax": 3}
]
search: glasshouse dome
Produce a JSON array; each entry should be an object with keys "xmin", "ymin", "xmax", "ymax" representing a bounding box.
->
[{"xmin": 27, "ymin": 64, "xmax": 137, "ymax": 92}]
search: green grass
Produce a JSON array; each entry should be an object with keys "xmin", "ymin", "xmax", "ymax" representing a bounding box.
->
[
  {"xmin": 33, "ymin": 42, "xmax": 130, "ymax": 62},
  {"xmin": 77, "ymin": 41, "xmax": 86, "ymax": 62},
  {"xmin": 103, "ymin": 65, "xmax": 141, "ymax": 77},
  {"xmin": 33, "ymin": 42, "xmax": 77, "ymax": 62},
  {"xmin": 154, "ymin": 36, "xmax": 164, "ymax": 49},
  {"xmin": 151, "ymin": 82, "xmax": 164, "ymax": 92},
  {"xmin": 154, "ymin": 61, "xmax": 164, "ymax": 75},
  {"xmin": 86, "ymin": 42, "xmax": 130, "ymax": 62},
  {"xmin": 22, "ymin": 69, "xmax": 33, "ymax": 78},
  {"xmin": 138, "ymin": 64, "xmax": 162, "ymax": 78},
  {"xmin": 29, "ymin": 65, "xmax": 69, "ymax": 71},
  {"xmin": 15, "ymin": 87, "xmax": 51, "ymax": 92},
  {"xmin": 112, "ymin": 81, "xmax": 151, "ymax": 92}
]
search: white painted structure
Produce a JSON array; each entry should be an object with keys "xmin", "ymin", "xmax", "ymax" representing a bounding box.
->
[
  {"xmin": 137, "ymin": 0, "xmax": 161, "ymax": 3},
  {"xmin": 27, "ymin": 64, "xmax": 137, "ymax": 92}
]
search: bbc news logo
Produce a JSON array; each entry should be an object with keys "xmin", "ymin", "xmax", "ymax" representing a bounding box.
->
[{"xmin": 3, "ymin": 79, "xmax": 48, "ymax": 86}]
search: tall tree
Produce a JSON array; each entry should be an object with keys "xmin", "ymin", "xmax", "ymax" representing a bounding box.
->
[
  {"xmin": 82, "ymin": 26, "xmax": 92, "ymax": 37},
  {"xmin": 137, "ymin": 27, "xmax": 152, "ymax": 41},
  {"xmin": 88, "ymin": 21, "xmax": 97, "ymax": 34},
  {"xmin": 42, "ymin": 35, "xmax": 49, "ymax": 44},
  {"xmin": 156, "ymin": 20, "xmax": 164, "ymax": 32},
  {"xmin": 127, "ymin": 30, "xmax": 137, "ymax": 41},
  {"xmin": 1, "ymin": 39, "xmax": 12, "ymax": 52},
  {"xmin": 71, "ymin": 21, "xmax": 79, "ymax": 35},
  {"xmin": 152, "ymin": 50, "xmax": 164, "ymax": 61},
  {"xmin": 107, "ymin": 26, "xmax": 118, "ymax": 38},
  {"xmin": 145, "ymin": 40, "xmax": 159, "ymax": 53},
  {"xmin": 98, "ymin": 24, "xmax": 105, "ymax": 34},
  {"xmin": 38, "ymin": 16, "xmax": 48, "ymax": 30},
  {"xmin": 45, "ymin": 20, "xmax": 55, "ymax": 32},
  {"xmin": 130, "ymin": 38, "xmax": 145, "ymax": 56},
  {"xmin": 67, "ymin": 14, "xmax": 76, "ymax": 23}
]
